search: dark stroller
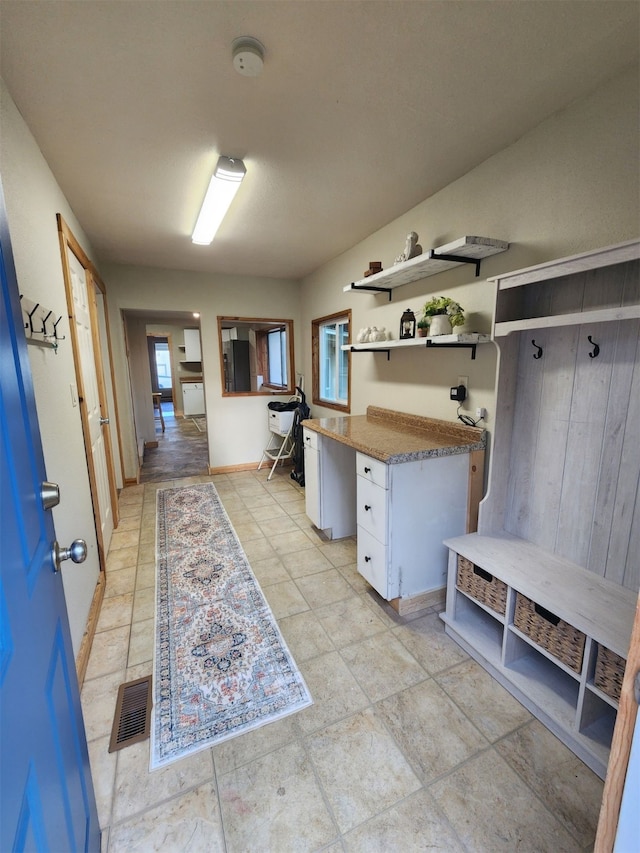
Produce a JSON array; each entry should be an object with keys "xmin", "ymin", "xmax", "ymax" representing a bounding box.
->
[{"xmin": 290, "ymin": 387, "xmax": 310, "ymax": 486}]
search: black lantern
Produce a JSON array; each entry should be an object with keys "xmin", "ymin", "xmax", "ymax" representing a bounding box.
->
[{"xmin": 399, "ymin": 308, "xmax": 416, "ymax": 340}]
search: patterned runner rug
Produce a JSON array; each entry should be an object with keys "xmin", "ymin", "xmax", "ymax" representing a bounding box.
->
[{"xmin": 151, "ymin": 482, "xmax": 312, "ymax": 769}]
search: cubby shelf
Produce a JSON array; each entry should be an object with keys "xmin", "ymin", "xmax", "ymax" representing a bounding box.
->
[
  {"xmin": 343, "ymin": 236, "xmax": 509, "ymax": 300},
  {"xmin": 442, "ymin": 532, "xmax": 636, "ymax": 778}
]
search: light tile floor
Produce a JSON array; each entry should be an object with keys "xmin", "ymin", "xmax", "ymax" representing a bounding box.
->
[{"xmin": 82, "ymin": 468, "xmax": 604, "ymax": 852}]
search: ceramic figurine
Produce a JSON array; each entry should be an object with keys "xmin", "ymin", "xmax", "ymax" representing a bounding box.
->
[{"xmin": 394, "ymin": 231, "xmax": 423, "ymax": 265}]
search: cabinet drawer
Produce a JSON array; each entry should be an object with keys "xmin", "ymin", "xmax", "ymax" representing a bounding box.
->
[
  {"xmin": 356, "ymin": 453, "xmax": 388, "ymax": 489},
  {"xmin": 357, "ymin": 476, "xmax": 388, "ymax": 543},
  {"xmin": 357, "ymin": 526, "xmax": 389, "ymax": 599},
  {"xmin": 303, "ymin": 428, "xmax": 319, "ymax": 451}
]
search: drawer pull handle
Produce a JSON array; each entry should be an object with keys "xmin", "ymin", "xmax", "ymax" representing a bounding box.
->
[
  {"xmin": 364, "ymin": 466, "xmax": 371, "ymax": 473},
  {"xmin": 364, "ymin": 504, "xmax": 371, "ymax": 511},
  {"xmin": 473, "ymin": 566, "xmax": 493, "ymax": 583},
  {"xmin": 533, "ymin": 603, "xmax": 561, "ymax": 626},
  {"xmin": 364, "ymin": 556, "xmax": 371, "ymax": 562}
]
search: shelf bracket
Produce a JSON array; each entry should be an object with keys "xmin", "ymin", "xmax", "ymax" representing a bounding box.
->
[
  {"xmin": 425, "ymin": 340, "xmax": 478, "ymax": 360},
  {"xmin": 350, "ymin": 346, "xmax": 390, "ymax": 361},
  {"xmin": 347, "ymin": 283, "xmax": 393, "ymax": 301},
  {"xmin": 428, "ymin": 249, "xmax": 482, "ymax": 277}
]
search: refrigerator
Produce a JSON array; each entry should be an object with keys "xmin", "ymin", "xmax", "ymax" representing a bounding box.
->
[{"xmin": 223, "ymin": 340, "xmax": 251, "ymax": 392}]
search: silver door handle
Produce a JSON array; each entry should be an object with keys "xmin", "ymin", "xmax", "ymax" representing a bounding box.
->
[
  {"xmin": 52, "ymin": 539, "xmax": 87, "ymax": 573},
  {"xmin": 99, "ymin": 417, "xmax": 110, "ymax": 425}
]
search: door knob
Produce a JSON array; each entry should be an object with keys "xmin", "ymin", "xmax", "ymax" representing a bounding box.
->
[
  {"xmin": 41, "ymin": 481, "xmax": 60, "ymax": 510},
  {"xmin": 99, "ymin": 417, "xmax": 110, "ymax": 425},
  {"xmin": 52, "ymin": 539, "xmax": 87, "ymax": 573}
]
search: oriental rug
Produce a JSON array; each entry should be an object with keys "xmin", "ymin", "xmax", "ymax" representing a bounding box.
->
[{"xmin": 151, "ymin": 482, "xmax": 312, "ymax": 769}]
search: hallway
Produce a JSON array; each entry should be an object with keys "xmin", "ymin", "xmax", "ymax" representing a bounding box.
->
[
  {"xmin": 82, "ymin": 468, "xmax": 603, "ymax": 852},
  {"xmin": 140, "ymin": 403, "xmax": 209, "ymax": 483}
]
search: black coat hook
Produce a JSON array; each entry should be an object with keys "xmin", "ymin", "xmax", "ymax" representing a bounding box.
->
[
  {"xmin": 587, "ymin": 335, "xmax": 600, "ymax": 359},
  {"xmin": 531, "ymin": 339, "xmax": 543, "ymax": 359}
]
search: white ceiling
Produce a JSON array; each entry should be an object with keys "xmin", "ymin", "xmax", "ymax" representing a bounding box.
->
[{"xmin": 1, "ymin": 1, "xmax": 638, "ymax": 281}]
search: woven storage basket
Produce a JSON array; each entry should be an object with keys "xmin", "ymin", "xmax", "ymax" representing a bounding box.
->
[
  {"xmin": 514, "ymin": 593, "xmax": 585, "ymax": 673},
  {"xmin": 594, "ymin": 644, "xmax": 626, "ymax": 702},
  {"xmin": 456, "ymin": 556, "xmax": 507, "ymax": 615}
]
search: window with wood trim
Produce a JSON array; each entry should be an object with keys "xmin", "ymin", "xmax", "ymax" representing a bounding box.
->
[{"xmin": 312, "ymin": 310, "xmax": 351, "ymax": 412}]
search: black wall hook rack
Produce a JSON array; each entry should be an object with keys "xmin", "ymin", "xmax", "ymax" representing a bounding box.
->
[{"xmin": 20, "ymin": 294, "xmax": 65, "ymax": 352}]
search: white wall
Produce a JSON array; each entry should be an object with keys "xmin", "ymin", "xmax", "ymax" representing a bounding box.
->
[
  {"xmin": 300, "ymin": 66, "xmax": 640, "ymax": 431},
  {"xmin": 0, "ymin": 79, "xmax": 101, "ymax": 655},
  {"xmin": 101, "ymin": 263, "xmax": 302, "ymax": 475}
]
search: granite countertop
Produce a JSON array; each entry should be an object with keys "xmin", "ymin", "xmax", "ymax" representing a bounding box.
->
[{"xmin": 303, "ymin": 406, "xmax": 485, "ymax": 464}]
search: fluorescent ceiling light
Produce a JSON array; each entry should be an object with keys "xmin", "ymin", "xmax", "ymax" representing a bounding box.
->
[{"xmin": 192, "ymin": 156, "xmax": 246, "ymax": 245}]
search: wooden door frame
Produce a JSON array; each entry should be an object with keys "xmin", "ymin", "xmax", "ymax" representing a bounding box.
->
[
  {"xmin": 595, "ymin": 593, "xmax": 640, "ymax": 851},
  {"xmin": 56, "ymin": 214, "xmax": 120, "ymax": 682},
  {"xmin": 147, "ymin": 332, "xmax": 178, "ymax": 407}
]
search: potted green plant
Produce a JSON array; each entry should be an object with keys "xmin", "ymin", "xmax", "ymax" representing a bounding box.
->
[
  {"xmin": 417, "ymin": 317, "xmax": 430, "ymax": 337},
  {"xmin": 422, "ymin": 296, "xmax": 465, "ymax": 336}
]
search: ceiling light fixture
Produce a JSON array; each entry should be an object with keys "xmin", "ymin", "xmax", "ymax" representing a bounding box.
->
[{"xmin": 192, "ymin": 156, "xmax": 246, "ymax": 245}]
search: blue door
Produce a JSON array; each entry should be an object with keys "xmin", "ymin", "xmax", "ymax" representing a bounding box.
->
[{"xmin": 0, "ymin": 185, "xmax": 100, "ymax": 851}]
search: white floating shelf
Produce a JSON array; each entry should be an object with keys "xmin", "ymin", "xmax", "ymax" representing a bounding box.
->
[
  {"xmin": 344, "ymin": 236, "xmax": 509, "ymax": 298},
  {"xmin": 343, "ymin": 333, "xmax": 491, "ymax": 360}
]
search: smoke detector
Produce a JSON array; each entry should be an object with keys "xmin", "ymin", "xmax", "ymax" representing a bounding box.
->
[{"xmin": 232, "ymin": 37, "xmax": 265, "ymax": 77}]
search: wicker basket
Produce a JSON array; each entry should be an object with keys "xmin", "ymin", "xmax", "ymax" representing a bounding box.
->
[
  {"xmin": 456, "ymin": 556, "xmax": 507, "ymax": 615},
  {"xmin": 594, "ymin": 644, "xmax": 626, "ymax": 702},
  {"xmin": 514, "ymin": 593, "xmax": 585, "ymax": 673}
]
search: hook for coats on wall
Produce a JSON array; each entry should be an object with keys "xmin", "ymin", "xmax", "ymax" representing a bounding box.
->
[
  {"xmin": 587, "ymin": 335, "xmax": 600, "ymax": 359},
  {"xmin": 20, "ymin": 294, "xmax": 65, "ymax": 353},
  {"xmin": 531, "ymin": 339, "xmax": 543, "ymax": 360}
]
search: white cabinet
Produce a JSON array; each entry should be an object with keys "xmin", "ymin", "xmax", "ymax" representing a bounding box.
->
[
  {"xmin": 303, "ymin": 428, "xmax": 356, "ymax": 539},
  {"xmin": 356, "ymin": 451, "xmax": 469, "ymax": 601},
  {"xmin": 182, "ymin": 382, "xmax": 204, "ymax": 416},
  {"xmin": 183, "ymin": 328, "xmax": 201, "ymax": 362}
]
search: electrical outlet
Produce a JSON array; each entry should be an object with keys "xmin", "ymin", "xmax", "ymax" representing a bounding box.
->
[
  {"xmin": 458, "ymin": 375, "xmax": 468, "ymax": 390},
  {"xmin": 476, "ymin": 407, "xmax": 487, "ymax": 420}
]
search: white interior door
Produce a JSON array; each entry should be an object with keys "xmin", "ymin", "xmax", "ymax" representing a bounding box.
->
[{"xmin": 67, "ymin": 248, "xmax": 114, "ymax": 555}]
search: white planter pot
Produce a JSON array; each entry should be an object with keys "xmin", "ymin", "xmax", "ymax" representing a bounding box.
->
[{"xmin": 428, "ymin": 314, "xmax": 452, "ymax": 336}]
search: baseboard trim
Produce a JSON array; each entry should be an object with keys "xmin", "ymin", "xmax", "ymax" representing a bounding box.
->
[
  {"xmin": 76, "ymin": 571, "xmax": 105, "ymax": 688},
  {"xmin": 144, "ymin": 440, "xmax": 159, "ymax": 449},
  {"xmin": 209, "ymin": 462, "xmax": 262, "ymax": 474},
  {"xmin": 389, "ymin": 586, "xmax": 446, "ymax": 616}
]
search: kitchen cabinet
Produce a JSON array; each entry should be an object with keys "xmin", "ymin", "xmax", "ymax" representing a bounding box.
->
[
  {"xmin": 183, "ymin": 328, "xmax": 201, "ymax": 362},
  {"xmin": 441, "ymin": 238, "xmax": 640, "ymax": 778},
  {"xmin": 182, "ymin": 381, "xmax": 204, "ymax": 416},
  {"xmin": 303, "ymin": 408, "xmax": 485, "ymax": 612},
  {"xmin": 356, "ymin": 451, "xmax": 469, "ymax": 601},
  {"xmin": 303, "ymin": 427, "xmax": 356, "ymax": 539}
]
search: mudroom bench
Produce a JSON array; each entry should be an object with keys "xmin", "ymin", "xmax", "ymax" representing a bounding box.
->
[
  {"xmin": 441, "ymin": 531, "xmax": 636, "ymax": 779},
  {"xmin": 440, "ymin": 238, "xmax": 640, "ymax": 780}
]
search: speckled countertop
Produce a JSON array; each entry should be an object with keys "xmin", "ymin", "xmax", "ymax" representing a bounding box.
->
[{"xmin": 303, "ymin": 406, "xmax": 485, "ymax": 464}]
